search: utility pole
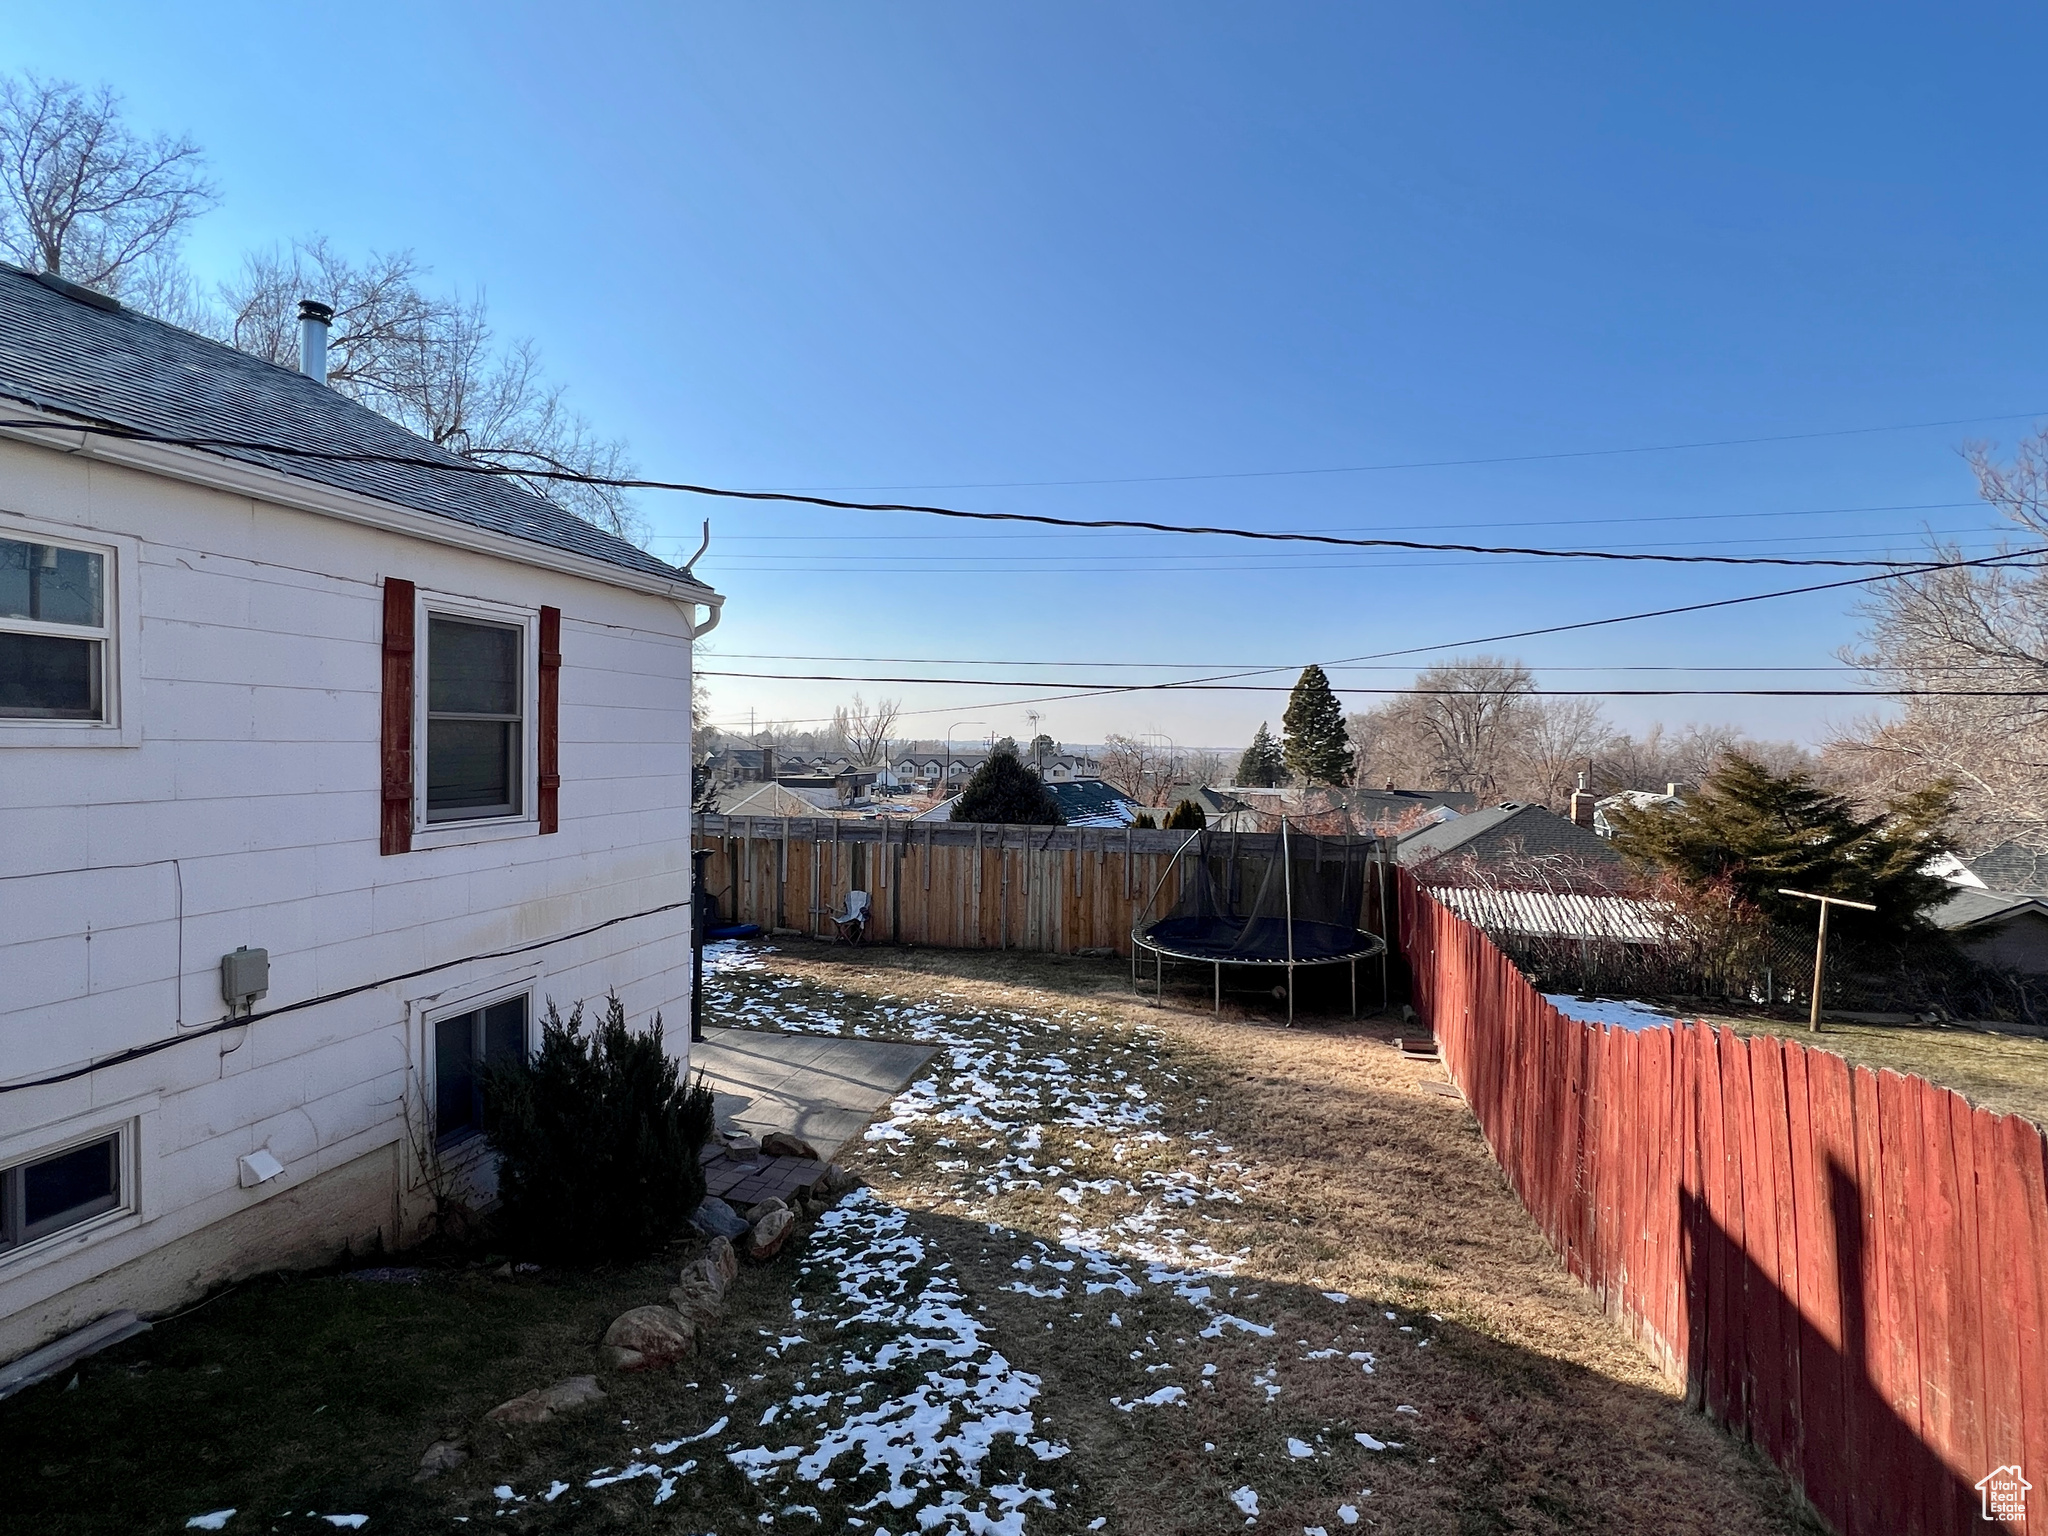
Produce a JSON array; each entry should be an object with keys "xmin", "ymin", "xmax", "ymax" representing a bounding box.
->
[{"xmin": 1778, "ymin": 888, "xmax": 1877, "ymax": 1031}]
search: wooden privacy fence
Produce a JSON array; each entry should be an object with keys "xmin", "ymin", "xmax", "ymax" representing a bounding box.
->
[
  {"xmin": 1399, "ymin": 868, "xmax": 2048, "ymax": 1535},
  {"xmin": 694, "ymin": 816, "xmax": 1390, "ymax": 959}
]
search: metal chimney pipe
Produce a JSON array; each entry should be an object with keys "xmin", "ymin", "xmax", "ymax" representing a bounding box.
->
[{"xmin": 297, "ymin": 299, "xmax": 334, "ymax": 384}]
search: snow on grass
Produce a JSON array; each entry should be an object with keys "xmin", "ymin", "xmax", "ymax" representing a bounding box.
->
[
  {"xmin": 1541, "ymin": 994, "xmax": 1676, "ymax": 1031},
  {"xmin": 184, "ymin": 1515, "xmax": 234, "ymax": 1531},
  {"xmin": 1287, "ymin": 1438, "xmax": 1316, "ymax": 1458},
  {"xmin": 1231, "ymin": 1486, "xmax": 1261, "ymax": 1516}
]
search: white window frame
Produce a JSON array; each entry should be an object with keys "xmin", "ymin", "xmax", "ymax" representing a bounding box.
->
[
  {"xmin": 0, "ymin": 516, "xmax": 141, "ymax": 748},
  {"xmin": 0, "ymin": 1118, "xmax": 143, "ymax": 1272},
  {"xmin": 420, "ymin": 982, "xmax": 536, "ymax": 1172},
  {"xmin": 409, "ymin": 588, "xmax": 541, "ymax": 850}
]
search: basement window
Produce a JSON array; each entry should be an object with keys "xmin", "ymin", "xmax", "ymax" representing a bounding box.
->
[
  {"xmin": 0, "ymin": 1132, "xmax": 123, "ymax": 1251},
  {"xmin": 434, "ymin": 995, "xmax": 531, "ymax": 1150},
  {"xmin": 0, "ymin": 535, "xmax": 109, "ymax": 721}
]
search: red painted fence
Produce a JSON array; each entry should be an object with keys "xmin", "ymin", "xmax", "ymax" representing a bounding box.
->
[{"xmin": 1399, "ymin": 870, "xmax": 2048, "ymax": 1535}]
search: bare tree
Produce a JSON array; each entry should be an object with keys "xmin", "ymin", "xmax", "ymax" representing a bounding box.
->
[
  {"xmin": 1827, "ymin": 431, "xmax": 2048, "ymax": 852},
  {"xmin": 1510, "ymin": 695, "xmax": 1615, "ymax": 808},
  {"xmin": 0, "ymin": 73, "xmax": 215, "ymax": 294},
  {"xmin": 831, "ymin": 694, "xmax": 903, "ymax": 768},
  {"xmin": 1098, "ymin": 733, "xmax": 1184, "ymax": 805},
  {"xmin": 211, "ymin": 237, "xmax": 649, "ymax": 545}
]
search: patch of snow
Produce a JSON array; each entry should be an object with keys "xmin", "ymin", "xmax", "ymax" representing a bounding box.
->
[
  {"xmin": 1231, "ymin": 1486, "xmax": 1261, "ymax": 1516},
  {"xmin": 185, "ymin": 1515, "xmax": 234, "ymax": 1531},
  {"xmin": 1286, "ymin": 1438, "xmax": 1316, "ymax": 1458},
  {"xmin": 1542, "ymin": 994, "xmax": 1676, "ymax": 1031}
]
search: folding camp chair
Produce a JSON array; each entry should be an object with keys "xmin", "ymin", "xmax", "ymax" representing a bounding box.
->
[{"xmin": 830, "ymin": 889, "xmax": 871, "ymax": 945}]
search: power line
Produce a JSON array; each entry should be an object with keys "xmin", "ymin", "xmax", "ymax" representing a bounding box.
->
[
  {"xmin": 0, "ymin": 417, "xmax": 2005, "ymax": 571},
  {"xmin": 738, "ymin": 410, "xmax": 2046, "ymax": 493},
  {"xmin": 658, "ymin": 499, "xmax": 1985, "ymax": 542},
  {"xmin": 702, "ymin": 545, "xmax": 2045, "ymax": 725},
  {"xmin": 698, "ymin": 669, "xmax": 2033, "ymax": 699}
]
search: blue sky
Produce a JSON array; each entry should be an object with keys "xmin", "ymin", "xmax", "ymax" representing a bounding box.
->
[{"xmin": 12, "ymin": 5, "xmax": 2043, "ymax": 751}]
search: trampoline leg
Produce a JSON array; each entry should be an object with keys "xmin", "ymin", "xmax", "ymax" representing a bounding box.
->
[
  {"xmin": 1350, "ymin": 959, "xmax": 1357, "ymax": 1018},
  {"xmin": 1287, "ymin": 964, "xmax": 1295, "ymax": 1027},
  {"xmin": 1213, "ymin": 962, "xmax": 1220, "ymax": 1015}
]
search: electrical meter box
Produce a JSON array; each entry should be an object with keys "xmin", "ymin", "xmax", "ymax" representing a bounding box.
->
[{"xmin": 220, "ymin": 946, "xmax": 270, "ymax": 1010}]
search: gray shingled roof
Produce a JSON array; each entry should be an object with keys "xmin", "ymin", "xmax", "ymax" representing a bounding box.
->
[
  {"xmin": 1931, "ymin": 887, "xmax": 2048, "ymax": 932},
  {"xmin": 0, "ymin": 264, "xmax": 704, "ymax": 589},
  {"xmin": 1396, "ymin": 802, "xmax": 1622, "ymax": 868},
  {"xmin": 1965, "ymin": 841, "xmax": 2048, "ymax": 896}
]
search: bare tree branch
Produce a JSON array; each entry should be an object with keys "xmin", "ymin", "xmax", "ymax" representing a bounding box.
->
[{"xmin": 0, "ymin": 73, "xmax": 215, "ymax": 294}]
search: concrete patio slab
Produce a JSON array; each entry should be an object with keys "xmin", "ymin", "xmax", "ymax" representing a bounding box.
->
[{"xmin": 689, "ymin": 1027, "xmax": 935, "ymax": 1161}]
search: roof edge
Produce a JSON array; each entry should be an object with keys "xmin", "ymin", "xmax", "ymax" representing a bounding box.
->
[{"xmin": 0, "ymin": 402, "xmax": 723, "ymax": 614}]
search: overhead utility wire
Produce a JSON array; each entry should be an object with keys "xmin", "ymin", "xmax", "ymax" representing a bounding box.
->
[
  {"xmin": 0, "ymin": 418, "xmax": 1995, "ymax": 571},
  {"xmin": 747, "ymin": 410, "xmax": 2048, "ymax": 492},
  {"xmin": 697, "ymin": 670, "xmax": 2034, "ymax": 699},
  {"xmin": 728, "ymin": 546, "xmax": 2047, "ymax": 725}
]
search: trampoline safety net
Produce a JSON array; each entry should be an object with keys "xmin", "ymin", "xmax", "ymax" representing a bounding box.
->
[{"xmin": 1137, "ymin": 827, "xmax": 1383, "ymax": 964}]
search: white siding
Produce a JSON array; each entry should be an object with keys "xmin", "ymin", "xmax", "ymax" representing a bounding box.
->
[{"xmin": 0, "ymin": 439, "xmax": 700, "ymax": 1354}]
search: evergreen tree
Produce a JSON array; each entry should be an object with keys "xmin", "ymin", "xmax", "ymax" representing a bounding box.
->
[
  {"xmin": 1163, "ymin": 798, "xmax": 1207, "ymax": 830},
  {"xmin": 482, "ymin": 995, "xmax": 715, "ymax": 1263},
  {"xmin": 1281, "ymin": 666, "xmax": 1355, "ymax": 785},
  {"xmin": 1130, "ymin": 810, "xmax": 1158, "ymax": 828},
  {"xmin": 1237, "ymin": 722, "xmax": 1285, "ymax": 787},
  {"xmin": 1609, "ymin": 754, "xmax": 1955, "ymax": 939},
  {"xmin": 951, "ymin": 741, "xmax": 1064, "ymax": 825}
]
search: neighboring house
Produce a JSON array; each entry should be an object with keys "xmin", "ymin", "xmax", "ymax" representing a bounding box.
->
[
  {"xmin": 717, "ymin": 781, "xmax": 844, "ymax": 818},
  {"xmin": 891, "ymin": 746, "xmax": 1100, "ymax": 789},
  {"xmin": 0, "ymin": 265, "xmax": 720, "ymax": 1363},
  {"xmin": 703, "ymin": 745, "xmax": 778, "ymax": 785},
  {"xmin": 1591, "ymin": 784, "xmax": 1683, "ymax": 839},
  {"xmin": 1931, "ymin": 888, "xmax": 2048, "ymax": 976},
  {"xmin": 717, "ymin": 771, "xmax": 879, "ymax": 817},
  {"xmin": 1396, "ymin": 802, "xmax": 1624, "ymax": 872}
]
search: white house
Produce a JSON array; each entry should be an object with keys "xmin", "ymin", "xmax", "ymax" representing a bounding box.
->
[{"xmin": 0, "ymin": 266, "xmax": 720, "ymax": 1363}]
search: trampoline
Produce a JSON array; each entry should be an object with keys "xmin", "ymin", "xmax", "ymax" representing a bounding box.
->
[{"xmin": 1131, "ymin": 820, "xmax": 1388, "ymax": 1023}]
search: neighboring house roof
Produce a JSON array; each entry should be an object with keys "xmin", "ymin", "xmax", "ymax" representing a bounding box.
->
[
  {"xmin": 1593, "ymin": 787, "xmax": 1682, "ymax": 839},
  {"xmin": 913, "ymin": 795, "xmax": 961, "ymax": 822},
  {"xmin": 718, "ymin": 781, "xmax": 842, "ymax": 817},
  {"xmin": 1964, "ymin": 841, "xmax": 2048, "ymax": 895},
  {"xmin": 1930, "ymin": 887, "xmax": 2048, "ymax": 933},
  {"xmin": 1396, "ymin": 802, "xmax": 1623, "ymax": 868},
  {"xmin": 1427, "ymin": 886, "xmax": 1672, "ymax": 944},
  {"xmin": 1047, "ymin": 780, "xmax": 1140, "ymax": 827},
  {"xmin": 0, "ymin": 263, "xmax": 707, "ymax": 591}
]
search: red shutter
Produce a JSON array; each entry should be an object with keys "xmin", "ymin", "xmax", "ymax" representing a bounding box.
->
[
  {"xmin": 538, "ymin": 605, "xmax": 561, "ymax": 834},
  {"xmin": 380, "ymin": 578, "xmax": 415, "ymax": 855}
]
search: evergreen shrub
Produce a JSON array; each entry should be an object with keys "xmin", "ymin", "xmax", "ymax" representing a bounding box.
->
[{"xmin": 482, "ymin": 994, "xmax": 715, "ymax": 1263}]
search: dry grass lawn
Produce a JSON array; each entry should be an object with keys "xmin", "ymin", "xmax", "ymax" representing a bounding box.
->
[{"xmin": 743, "ymin": 941, "xmax": 1816, "ymax": 1535}]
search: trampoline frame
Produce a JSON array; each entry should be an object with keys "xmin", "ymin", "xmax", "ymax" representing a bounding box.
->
[{"xmin": 1129, "ymin": 818, "xmax": 1389, "ymax": 1024}]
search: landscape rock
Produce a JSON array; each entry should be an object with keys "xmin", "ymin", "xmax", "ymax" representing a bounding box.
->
[
  {"xmin": 747, "ymin": 1196, "xmax": 788, "ymax": 1220},
  {"xmin": 602, "ymin": 1306, "xmax": 696, "ymax": 1372},
  {"xmin": 486, "ymin": 1375, "xmax": 606, "ymax": 1424},
  {"xmin": 746, "ymin": 1207, "xmax": 796, "ymax": 1262},
  {"xmin": 760, "ymin": 1131, "xmax": 820, "ymax": 1160},
  {"xmin": 716, "ymin": 1126, "xmax": 761, "ymax": 1161},
  {"xmin": 670, "ymin": 1254, "xmax": 729, "ymax": 1329},
  {"xmin": 690, "ymin": 1196, "xmax": 750, "ymax": 1241},
  {"xmin": 822, "ymin": 1163, "xmax": 861, "ymax": 1196},
  {"xmin": 414, "ymin": 1440, "xmax": 469, "ymax": 1480},
  {"xmin": 705, "ymin": 1234, "xmax": 739, "ymax": 1287}
]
